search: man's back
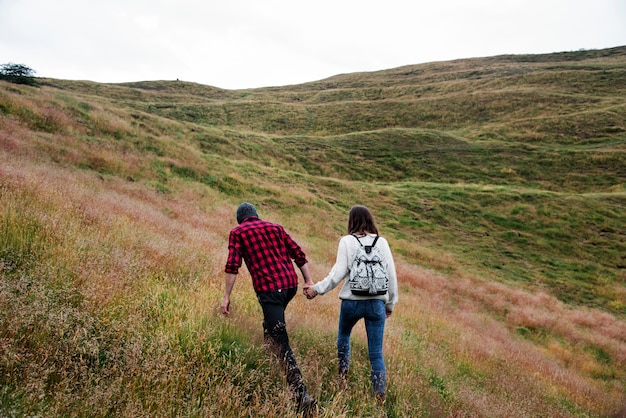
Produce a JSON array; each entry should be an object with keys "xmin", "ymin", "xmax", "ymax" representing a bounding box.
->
[{"xmin": 225, "ymin": 218, "xmax": 307, "ymax": 292}]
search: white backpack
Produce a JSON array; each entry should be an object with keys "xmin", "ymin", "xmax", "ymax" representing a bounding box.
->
[{"xmin": 348, "ymin": 234, "xmax": 389, "ymax": 296}]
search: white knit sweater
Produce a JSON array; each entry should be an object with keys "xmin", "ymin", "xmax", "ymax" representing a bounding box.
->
[{"xmin": 312, "ymin": 234, "xmax": 398, "ymax": 312}]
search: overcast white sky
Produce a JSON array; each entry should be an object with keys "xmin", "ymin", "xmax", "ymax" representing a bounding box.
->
[{"xmin": 1, "ymin": 0, "xmax": 625, "ymax": 89}]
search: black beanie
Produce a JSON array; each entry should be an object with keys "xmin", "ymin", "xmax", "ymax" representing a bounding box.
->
[{"xmin": 236, "ymin": 202, "xmax": 258, "ymax": 224}]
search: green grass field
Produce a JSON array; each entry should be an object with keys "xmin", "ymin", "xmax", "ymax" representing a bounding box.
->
[{"xmin": 1, "ymin": 46, "xmax": 625, "ymax": 416}]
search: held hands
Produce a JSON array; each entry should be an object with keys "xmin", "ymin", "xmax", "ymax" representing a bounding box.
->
[{"xmin": 302, "ymin": 286, "xmax": 317, "ymax": 300}]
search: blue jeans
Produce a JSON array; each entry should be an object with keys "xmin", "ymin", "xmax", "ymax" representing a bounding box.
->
[{"xmin": 337, "ymin": 299, "xmax": 387, "ymax": 394}]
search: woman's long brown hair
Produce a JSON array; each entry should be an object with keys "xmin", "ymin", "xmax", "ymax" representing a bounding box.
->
[{"xmin": 347, "ymin": 205, "xmax": 379, "ymax": 235}]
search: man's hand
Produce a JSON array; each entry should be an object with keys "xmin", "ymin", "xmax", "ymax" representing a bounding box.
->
[
  {"xmin": 222, "ymin": 273, "xmax": 237, "ymax": 316},
  {"xmin": 221, "ymin": 296, "xmax": 231, "ymax": 316}
]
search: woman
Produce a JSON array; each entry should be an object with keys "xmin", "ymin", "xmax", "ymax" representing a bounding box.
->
[{"xmin": 304, "ymin": 205, "xmax": 398, "ymax": 401}]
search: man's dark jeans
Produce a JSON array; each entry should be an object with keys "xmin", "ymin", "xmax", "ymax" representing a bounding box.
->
[{"xmin": 257, "ymin": 288, "xmax": 306, "ymax": 397}]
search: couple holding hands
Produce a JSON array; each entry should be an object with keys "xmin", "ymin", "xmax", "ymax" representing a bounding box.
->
[{"xmin": 221, "ymin": 203, "xmax": 398, "ymax": 415}]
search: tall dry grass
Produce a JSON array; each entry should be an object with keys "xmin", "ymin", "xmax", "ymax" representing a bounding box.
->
[
  {"xmin": 291, "ymin": 257, "xmax": 626, "ymax": 416},
  {"xmin": 2, "ymin": 129, "xmax": 626, "ymax": 417},
  {"xmin": 2, "ymin": 56, "xmax": 626, "ymax": 416}
]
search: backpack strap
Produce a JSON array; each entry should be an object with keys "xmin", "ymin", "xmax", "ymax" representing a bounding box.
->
[
  {"xmin": 351, "ymin": 234, "xmax": 364, "ymax": 246},
  {"xmin": 351, "ymin": 234, "xmax": 379, "ymax": 246},
  {"xmin": 352, "ymin": 234, "xmax": 379, "ymax": 254}
]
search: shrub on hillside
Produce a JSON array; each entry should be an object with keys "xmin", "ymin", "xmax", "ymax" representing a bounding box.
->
[{"xmin": 0, "ymin": 63, "xmax": 38, "ymax": 86}]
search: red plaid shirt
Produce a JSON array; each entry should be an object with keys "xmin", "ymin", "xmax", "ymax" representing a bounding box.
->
[{"xmin": 225, "ymin": 217, "xmax": 308, "ymax": 293}]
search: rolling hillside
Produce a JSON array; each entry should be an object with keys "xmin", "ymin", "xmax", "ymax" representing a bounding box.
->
[{"xmin": 1, "ymin": 46, "xmax": 625, "ymax": 416}]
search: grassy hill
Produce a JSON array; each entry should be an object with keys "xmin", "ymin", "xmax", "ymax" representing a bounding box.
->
[{"xmin": 1, "ymin": 46, "xmax": 625, "ymax": 416}]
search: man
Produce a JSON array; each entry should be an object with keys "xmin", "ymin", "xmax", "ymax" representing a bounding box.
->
[{"xmin": 221, "ymin": 202, "xmax": 317, "ymax": 415}]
